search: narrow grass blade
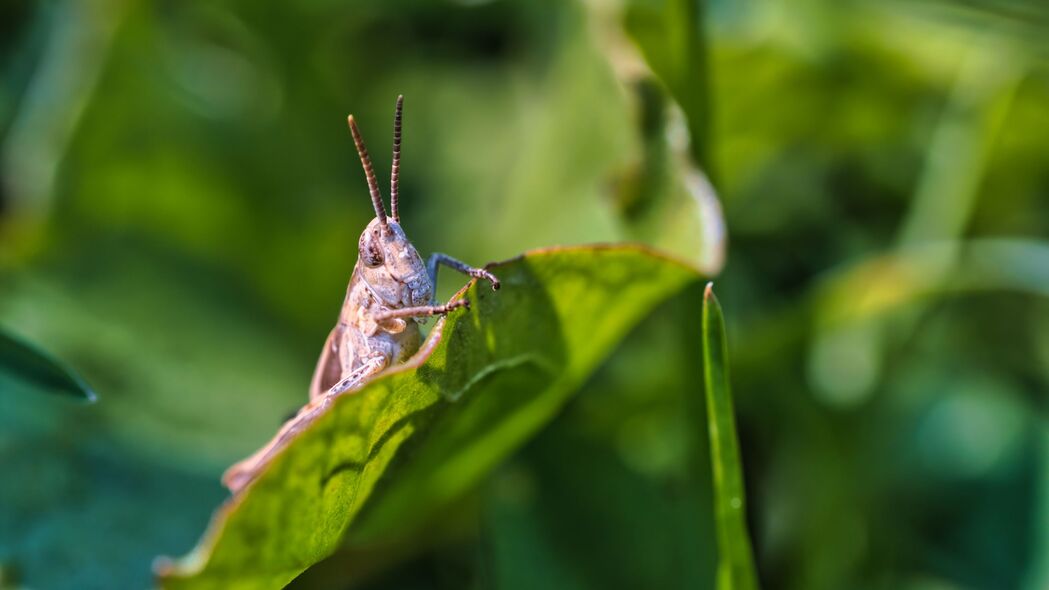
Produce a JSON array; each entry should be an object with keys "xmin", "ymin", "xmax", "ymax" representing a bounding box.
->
[
  {"xmin": 0, "ymin": 327, "xmax": 96, "ymax": 402},
  {"xmin": 702, "ymin": 283, "xmax": 758, "ymax": 590}
]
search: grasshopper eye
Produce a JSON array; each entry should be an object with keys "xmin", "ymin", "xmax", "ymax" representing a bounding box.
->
[{"xmin": 360, "ymin": 231, "xmax": 384, "ymax": 267}]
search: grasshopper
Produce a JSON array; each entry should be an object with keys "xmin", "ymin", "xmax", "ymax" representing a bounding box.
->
[{"xmin": 223, "ymin": 96, "xmax": 499, "ymax": 492}]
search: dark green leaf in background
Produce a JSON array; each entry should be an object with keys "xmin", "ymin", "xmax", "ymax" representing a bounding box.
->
[{"xmin": 0, "ymin": 327, "xmax": 95, "ymax": 401}]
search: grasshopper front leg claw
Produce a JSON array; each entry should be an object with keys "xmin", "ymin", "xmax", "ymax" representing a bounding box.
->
[{"xmin": 428, "ymin": 252, "xmax": 500, "ymax": 291}]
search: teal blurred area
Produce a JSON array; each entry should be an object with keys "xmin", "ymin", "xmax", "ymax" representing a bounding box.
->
[{"xmin": 0, "ymin": 0, "xmax": 1046, "ymax": 588}]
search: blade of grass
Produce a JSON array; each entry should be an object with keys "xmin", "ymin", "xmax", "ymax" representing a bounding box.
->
[
  {"xmin": 0, "ymin": 327, "xmax": 96, "ymax": 402},
  {"xmin": 702, "ymin": 283, "xmax": 758, "ymax": 590}
]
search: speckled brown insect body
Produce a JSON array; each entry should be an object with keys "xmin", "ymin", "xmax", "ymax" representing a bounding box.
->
[
  {"xmin": 311, "ymin": 95, "xmax": 500, "ymax": 398},
  {"xmin": 223, "ymin": 96, "xmax": 498, "ymax": 492}
]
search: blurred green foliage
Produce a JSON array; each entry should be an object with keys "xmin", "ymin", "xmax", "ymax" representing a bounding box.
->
[{"xmin": 1, "ymin": 0, "xmax": 1047, "ymax": 589}]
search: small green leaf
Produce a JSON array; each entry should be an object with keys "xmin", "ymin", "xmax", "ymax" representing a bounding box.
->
[
  {"xmin": 0, "ymin": 327, "xmax": 96, "ymax": 402},
  {"xmin": 155, "ymin": 245, "xmax": 702, "ymax": 589},
  {"xmin": 702, "ymin": 283, "xmax": 759, "ymax": 590}
]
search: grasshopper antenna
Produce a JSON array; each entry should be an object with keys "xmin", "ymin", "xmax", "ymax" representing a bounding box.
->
[
  {"xmin": 347, "ymin": 114, "xmax": 388, "ymax": 229},
  {"xmin": 390, "ymin": 95, "xmax": 404, "ymax": 221}
]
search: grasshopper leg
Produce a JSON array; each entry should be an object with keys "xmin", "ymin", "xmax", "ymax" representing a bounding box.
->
[
  {"xmin": 427, "ymin": 252, "xmax": 500, "ymax": 294},
  {"xmin": 373, "ymin": 299, "xmax": 470, "ymax": 323}
]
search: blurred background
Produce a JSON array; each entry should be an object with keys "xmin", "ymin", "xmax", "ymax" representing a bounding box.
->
[{"xmin": 1, "ymin": 0, "xmax": 1047, "ymax": 588}]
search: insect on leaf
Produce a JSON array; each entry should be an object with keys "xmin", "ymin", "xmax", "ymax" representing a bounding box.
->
[
  {"xmin": 155, "ymin": 245, "xmax": 703, "ymax": 589},
  {"xmin": 0, "ymin": 327, "xmax": 96, "ymax": 402},
  {"xmin": 702, "ymin": 283, "xmax": 759, "ymax": 590}
]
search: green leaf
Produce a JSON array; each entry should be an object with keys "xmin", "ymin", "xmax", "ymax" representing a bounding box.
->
[
  {"xmin": 155, "ymin": 245, "xmax": 702, "ymax": 589},
  {"xmin": 0, "ymin": 327, "xmax": 96, "ymax": 402},
  {"xmin": 702, "ymin": 284, "xmax": 759, "ymax": 590}
]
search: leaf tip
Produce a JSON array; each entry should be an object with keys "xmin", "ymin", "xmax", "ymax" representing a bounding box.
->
[
  {"xmin": 63, "ymin": 369, "xmax": 97, "ymax": 403},
  {"xmin": 704, "ymin": 281, "xmax": 715, "ymax": 300}
]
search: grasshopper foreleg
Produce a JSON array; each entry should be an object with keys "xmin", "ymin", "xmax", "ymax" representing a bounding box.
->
[
  {"xmin": 427, "ymin": 253, "xmax": 500, "ymax": 295},
  {"xmin": 373, "ymin": 299, "xmax": 470, "ymax": 323}
]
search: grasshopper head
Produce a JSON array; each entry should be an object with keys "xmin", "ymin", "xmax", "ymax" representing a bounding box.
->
[
  {"xmin": 357, "ymin": 218, "xmax": 432, "ymax": 306},
  {"xmin": 349, "ymin": 96, "xmax": 434, "ymax": 307}
]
